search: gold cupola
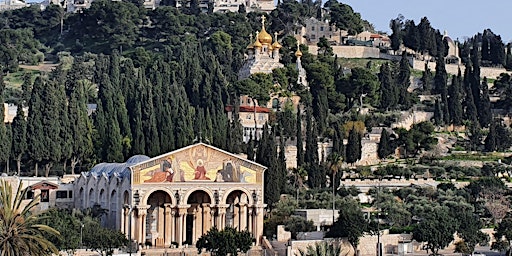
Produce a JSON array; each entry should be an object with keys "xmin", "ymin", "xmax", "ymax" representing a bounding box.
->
[
  {"xmin": 295, "ymin": 41, "xmax": 302, "ymax": 57},
  {"xmin": 271, "ymin": 32, "xmax": 282, "ymax": 49},
  {"xmin": 257, "ymin": 16, "xmax": 272, "ymax": 45},
  {"xmin": 253, "ymin": 32, "xmax": 263, "ymax": 48}
]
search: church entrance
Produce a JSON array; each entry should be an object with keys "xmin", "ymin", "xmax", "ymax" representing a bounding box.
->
[
  {"xmin": 186, "ymin": 190, "xmax": 212, "ymax": 244},
  {"xmin": 226, "ymin": 190, "xmax": 250, "ymax": 232},
  {"xmin": 146, "ymin": 191, "xmax": 172, "ymax": 246}
]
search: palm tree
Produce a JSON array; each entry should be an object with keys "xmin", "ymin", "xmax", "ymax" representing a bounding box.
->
[
  {"xmin": 297, "ymin": 240, "xmax": 343, "ymax": 256},
  {"xmin": 0, "ymin": 179, "xmax": 60, "ymax": 256},
  {"xmin": 327, "ymin": 153, "xmax": 343, "ymax": 224}
]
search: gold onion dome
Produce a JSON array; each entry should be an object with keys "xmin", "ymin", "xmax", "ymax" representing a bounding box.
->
[
  {"xmin": 258, "ymin": 27, "xmax": 272, "ymax": 45},
  {"xmin": 272, "ymin": 41, "xmax": 282, "ymax": 49},
  {"xmin": 295, "ymin": 48, "xmax": 303, "ymax": 57},
  {"xmin": 253, "ymin": 39, "xmax": 263, "ymax": 48},
  {"xmin": 272, "ymin": 32, "xmax": 282, "ymax": 49}
]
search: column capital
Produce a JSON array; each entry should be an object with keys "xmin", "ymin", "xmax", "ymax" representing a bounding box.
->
[
  {"xmin": 136, "ymin": 205, "xmax": 150, "ymax": 216},
  {"xmin": 255, "ymin": 204, "xmax": 266, "ymax": 215},
  {"xmin": 164, "ymin": 203, "xmax": 173, "ymax": 215},
  {"xmin": 178, "ymin": 205, "xmax": 190, "ymax": 216}
]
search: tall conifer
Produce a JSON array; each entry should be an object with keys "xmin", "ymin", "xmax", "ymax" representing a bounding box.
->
[{"xmin": 11, "ymin": 101, "xmax": 27, "ymax": 175}]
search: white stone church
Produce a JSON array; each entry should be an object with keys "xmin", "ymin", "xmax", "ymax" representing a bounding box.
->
[{"xmin": 73, "ymin": 143, "xmax": 267, "ymax": 247}]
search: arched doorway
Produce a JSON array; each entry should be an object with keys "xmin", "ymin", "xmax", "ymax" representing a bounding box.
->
[
  {"xmin": 226, "ymin": 190, "xmax": 250, "ymax": 232},
  {"xmin": 79, "ymin": 187, "xmax": 84, "ymax": 208},
  {"xmin": 146, "ymin": 191, "xmax": 172, "ymax": 247},
  {"xmin": 110, "ymin": 190, "xmax": 117, "ymax": 229},
  {"xmin": 88, "ymin": 188, "xmax": 95, "ymax": 207},
  {"xmin": 186, "ymin": 190, "xmax": 212, "ymax": 245}
]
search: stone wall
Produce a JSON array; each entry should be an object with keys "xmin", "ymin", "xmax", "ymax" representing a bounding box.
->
[
  {"xmin": 309, "ymin": 45, "xmax": 381, "ymax": 59},
  {"xmin": 412, "ymin": 59, "xmax": 512, "ymax": 79}
]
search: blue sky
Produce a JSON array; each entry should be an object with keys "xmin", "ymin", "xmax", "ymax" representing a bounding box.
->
[{"xmin": 340, "ymin": 0, "xmax": 512, "ymax": 43}]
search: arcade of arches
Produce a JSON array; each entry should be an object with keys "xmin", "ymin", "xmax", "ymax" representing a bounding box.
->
[
  {"xmin": 122, "ymin": 188, "xmax": 265, "ymax": 247},
  {"xmin": 74, "ymin": 143, "xmax": 267, "ymax": 248}
]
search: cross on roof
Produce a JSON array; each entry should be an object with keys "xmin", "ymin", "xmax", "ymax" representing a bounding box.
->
[{"xmin": 261, "ymin": 15, "xmax": 266, "ymax": 27}]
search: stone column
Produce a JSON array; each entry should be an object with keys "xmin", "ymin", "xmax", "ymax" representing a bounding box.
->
[
  {"xmin": 254, "ymin": 205, "xmax": 265, "ymax": 245},
  {"xmin": 136, "ymin": 205, "xmax": 149, "ymax": 244},
  {"xmin": 239, "ymin": 203, "xmax": 247, "ymax": 231},
  {"xmin": 122, "ymin": 207, "xmax": 128, "ymax": 236},
  {"xmin": 164, "ymin": 203, "xmax": 173, "ymax": 246},
  {"xmin": 177, "ymin": 206, "xmax": 189, "ymax": 246},
  {"xmin": 192, "ymin": 208, "xmax": 198, "ymax": 244},
  {"xmin": 247, "ymin": 208, "xmax": 253, "ymax": 233},
  {"xmin": 210, "ymin": 209, "xmax": 215, "ymax": 228},
  {"xmin": 216, "ymin": 204, "xmax": 229, "ymax": 229},
  {"xmin": 171, "ymin": 209, "xmax": 176, "ymax": 245}
]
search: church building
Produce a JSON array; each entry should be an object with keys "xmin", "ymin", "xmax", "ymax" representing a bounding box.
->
[{"xmin": 73, "ymin": 143, "xmax": 267, "ymax": 247}]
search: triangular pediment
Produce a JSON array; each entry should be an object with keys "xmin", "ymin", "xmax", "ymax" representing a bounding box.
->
[
  {"xmin": 29, "ymin": 181, "xmax": 59, "ymax": 190},
  {"xmin": 131, "ymin": 143, "xmax": 266, "ymax": 185}
]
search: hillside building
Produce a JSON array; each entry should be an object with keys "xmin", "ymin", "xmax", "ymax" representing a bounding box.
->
[{"xmin": 73, "ymin": 143, "xmax": 267, "ymax": 247}]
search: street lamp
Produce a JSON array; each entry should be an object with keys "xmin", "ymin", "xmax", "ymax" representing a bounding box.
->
[
  {"xmin": 376, "ymin": 177, "xmax": 382, "ymax": 256},
  {"xmin": 80, "ymin": 223, "xmax": 84, "ymax": 248},
  {"xmin": 125, "ymin": 204, "xmax": 134, "ymax": 256}
]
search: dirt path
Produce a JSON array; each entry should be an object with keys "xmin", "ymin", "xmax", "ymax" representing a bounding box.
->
[{"xmin": 19, "ymin": 62, "xmax": 58, "ymax": 72}]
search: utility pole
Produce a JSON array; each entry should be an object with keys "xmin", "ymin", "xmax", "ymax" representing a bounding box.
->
[{"xmin": 376, "ymin": 177, "xmax": 382, "ymax": 256}]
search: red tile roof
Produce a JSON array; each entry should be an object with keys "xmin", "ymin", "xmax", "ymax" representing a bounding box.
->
[{"xmin": 225, "ymin": 105, "xmax": 271, "ymax": 113}]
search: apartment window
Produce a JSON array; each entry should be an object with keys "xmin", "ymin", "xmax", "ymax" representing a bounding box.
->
[
  {"xmin": 247, "ymin": 114, "xmax": 252, "ymax": 119},
  {"xmin": 41, "ymin": 190, "xmax": 49, "ymax": 203},
  {"xmin": 26, "ymin": 190, "xmax": 34, "ymax": 199},
  {"xmin": 320, "ymin": 26, "xmax": 324, "ymax": 31},
  {"xmin": 56, "ymin": 191, "xmax": 68, "ymax": 199},
  {"xmin": 68, "ymin": 191, "xmax": 73, "ymax": 198},
  {"xmin": 311, "ymin": 26, "xmax": 315, "ymax": 31},
  {"xmin": 258, "ymin": 114, "xmax": 265, "ymax": 120},
  {"xmin": 311, "ymin": 35, "xmax": 316, "ymax": 40}
]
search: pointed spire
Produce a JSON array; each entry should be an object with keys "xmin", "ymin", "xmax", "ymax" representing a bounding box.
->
[{"xmin": 295, "ymin": 41, "xmax": 302, "ymax": 57}]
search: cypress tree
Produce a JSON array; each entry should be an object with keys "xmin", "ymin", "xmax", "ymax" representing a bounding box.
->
[
  {"xmin": 463, "ymin": 63, "xmax": 478, "ymax": 125},
  {"xmin": 421, "ymin": 63, "xmax": 433, "ymax": 93},
  {"xmin": 68, "ymin": 79, "xmax": 93, "ymax": 174},
  {"xmin": 27, "ymin": 77, "xmax": 45, "ymax": 176},
  {"xmin": 296, "ymin": 107, "xmax": 304, "ymax": 167},
  {"xmin": 434, "ymin": 55, "xmax": 450, "ymax": 124},
  {"xmin": 158, "ymin": 67, "xmax": 175, "ymax": 153},
  {"xmin": 257, "ymin": 125, "xmax": 280, "ymax": 207},
  {"xmin": 478, "ymin": 78, "xmax": 492, "ymax": 128},
  {"xmin": 377, "ymin": 129, "xmax": 392, "ymax": 159},
  {"xmin": 140, "ymin": 74, "xmax": 160, "ymax": 156},
  {"xmin": 433, "ymin": 99, "xmax": 443, "ymax": 126},
  {"xmin": 0, "ymin": 73, "xmax": 9, "ymax": 171},
  {"xmin": 484, "ymin": 120, "xmax": 496, "ymax": 152},
  {"xmin": 470, "ymin": 39, "xmax": 481, "ymax": 112},
  {"xmin": 131, "ymin": 73, "xmax": 145, "ymax": 155},
  {"xmin": 95, "ymin": 75, "xmax": 124, "ymax": 162},
  {"xmin": 41, "ymin": 79, "xmax": 64, "ymax": 177},
  {"xmin": 278, "ymin": 134, "xmax": 287, "ymax": 190},
  {"xmin": 505, "ymin": 43, "xmax": 512, "ymax": 70},
  {"xmin": 397, "ymin": 52, "xmax": 411, "ymax": 108},
  {"xmin": 246, "ymin": 132, "xmax": 254, "ymax": 161},
  {"xmin": 448, "ymin": 73, "xmax": 463, "ymax": 126},
  {"xmin": 304, "ymin": 106, "xmax": 318, "ymax": 165},
  {"xmin": 346, "ymin": 127, "xmax": 361, "ymax": 165},
  {"xmin": 21, "ymin": 72, "xmax": 32, "ymax": 104},
  {"xmin": 379, "ymin": 63, "xmax": 397, "ymax": 110},
  {"xmin": 11, "ymin": 101, "xmax": 27, "ymax": 175}
]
